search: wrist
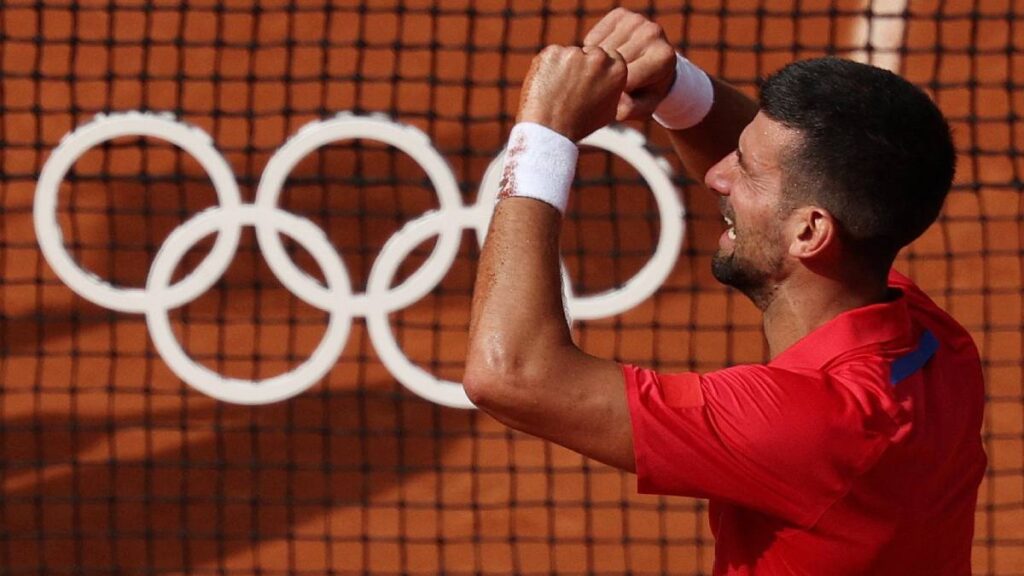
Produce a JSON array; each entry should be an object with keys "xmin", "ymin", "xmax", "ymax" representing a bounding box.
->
[
  {"xmin": 496, "ymin": 122, "xmax": 579, "ymax": 215},
  {"xmin": 517, "ymin": 110, "xmax": 574, "ymax": 142},
  {"xmin": 652, "ymin": 53, "xmax": 715, "ymax": 130}
]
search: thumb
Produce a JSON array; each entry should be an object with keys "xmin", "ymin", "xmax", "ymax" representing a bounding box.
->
[
  {"xmin": 581, "ymin": 45, "xmax": 627, "ymax": 69},
  {"xmin": 615, "ymin": 92, "xmax": 638, "ymax": 121},
  {"xmin": 606, "ymin": 46, "xmax": 626, "ymax": 64},
  {"xmin": 617, "ymin": 71, "xmax": 675, "ymax": 121},
  {"xmin": 607, "ymin": 48, "xmax": 629, "ymax": 93}
]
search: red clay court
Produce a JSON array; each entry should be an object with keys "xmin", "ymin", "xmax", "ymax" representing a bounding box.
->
[{"xmin": 1, "ymin": 0, "xmax": 1022, "ymax": 573}]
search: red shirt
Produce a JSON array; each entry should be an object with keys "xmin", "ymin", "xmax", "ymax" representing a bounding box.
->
[{"xmin": 624, "ymin": 271, "xmax": 986, "ymax": 575}]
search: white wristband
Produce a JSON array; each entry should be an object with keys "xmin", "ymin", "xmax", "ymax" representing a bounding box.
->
[
  {"xmin": 496, "ymin": 122, "xmax": 578, "ymax": 214},
  {"xmin": 652, "ymin": 53, "xmax": 715, "ymax": 130}
]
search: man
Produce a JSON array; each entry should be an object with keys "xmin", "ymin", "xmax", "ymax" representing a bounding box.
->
[{"xmin": 463, "ymin": 8, "xmax": 986, "ymax": 575}]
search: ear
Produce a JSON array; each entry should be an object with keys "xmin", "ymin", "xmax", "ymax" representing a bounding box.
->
[{"xmin": 787, "ymin": 206, "xmax": 837, "ymax": 260}]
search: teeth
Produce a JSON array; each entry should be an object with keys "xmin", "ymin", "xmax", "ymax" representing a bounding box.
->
[
  {"xmin": 724, "ymin": 216, "xmax": 734, "ymax": 226},
  {"xmin": 727, "ymin": 228, "xmax": 736, "ymax": 240}
]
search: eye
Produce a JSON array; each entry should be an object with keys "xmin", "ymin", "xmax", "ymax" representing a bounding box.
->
[{"xmin": 734, "ymin": 150, "xmax": 747, "ymax": 173}]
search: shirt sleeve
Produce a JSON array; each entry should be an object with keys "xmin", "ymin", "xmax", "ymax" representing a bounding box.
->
[{"xmin": 623, "ymin": 363, "xmax": 893, "ymax": 527}]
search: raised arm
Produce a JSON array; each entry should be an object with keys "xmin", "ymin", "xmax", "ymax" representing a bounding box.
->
[
  {"xmin": 463, "ymin": 46, "xmax": 637, "ymax": 471},
  {"xmin": 584, "ymin": 8, "xmax": 758, "ymax": 180},
  {"xmin": 463, "ymin": 10, "xmax": 759, "ymax": 472}
]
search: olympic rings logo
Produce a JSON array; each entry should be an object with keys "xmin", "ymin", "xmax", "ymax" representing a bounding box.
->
[{"xmin": 35, "ymin": 112, "xmax": 684, "ymax": 408}]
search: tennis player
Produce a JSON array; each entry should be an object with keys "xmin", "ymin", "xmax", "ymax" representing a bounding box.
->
[{"xmin": 463, "ymin": 8, "xmax": 986, "ymax": 575}]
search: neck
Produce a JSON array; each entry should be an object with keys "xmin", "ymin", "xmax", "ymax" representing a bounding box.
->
[{"xmin": 762, "ymin": 269, "xmax": 889, "ymax": 359}]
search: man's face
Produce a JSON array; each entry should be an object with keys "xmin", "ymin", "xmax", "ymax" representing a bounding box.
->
[{"xmin": 703, "ymin": 112, "xmax": 802, "ymax": 309}]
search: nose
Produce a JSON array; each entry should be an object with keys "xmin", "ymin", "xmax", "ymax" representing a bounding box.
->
[{"xmin": 704, "ymin": 151, "xmax": 735, "ymax": 197}]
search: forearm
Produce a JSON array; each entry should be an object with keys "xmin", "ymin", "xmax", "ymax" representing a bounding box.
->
[
  {"xmin": 462, "ymin": 46, "xmax": 635, "ymax": 470},
  {"xmin": 665, "ymin": 76, "xmax": 758, "ymax": 181},
  {"xmin": 466, "ymin": 47, "xmax": 624, "ymax": 386},
  {"xmin": 466, "ymin": 199, "xmax": 572, "ymax": 387},
  {"xmin": 464, "ymin": 197, "xmax": 633, "ymax": 470}
]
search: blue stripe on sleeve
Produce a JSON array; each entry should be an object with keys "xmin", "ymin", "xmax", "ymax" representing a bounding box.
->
[{"xmin": 890, "ymin": 330, "xmax": 939, "ymax": 385}]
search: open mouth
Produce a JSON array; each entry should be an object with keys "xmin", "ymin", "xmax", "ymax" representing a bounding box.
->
[{"xmin": 724, "ymin": 215, "xmax": 736, "ymax": 240}]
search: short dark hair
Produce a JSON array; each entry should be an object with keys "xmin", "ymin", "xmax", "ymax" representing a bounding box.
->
[{"xmin": 759, "ymin": 57, "xmax": 955, "ymax": 272}]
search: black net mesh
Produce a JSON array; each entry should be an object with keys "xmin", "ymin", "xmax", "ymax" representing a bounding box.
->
[{"xmin": 1, "ymin": 1, "xmax": 1021, "ymax": 574}]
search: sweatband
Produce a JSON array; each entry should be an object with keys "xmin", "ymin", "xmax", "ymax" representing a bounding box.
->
[
  {"xmin": 652, "ymin": 53, "xmax": 715, "ymax": 130},
  {"xmin": 496, "ymin": 122, "xmax": 578, "ymax": 215}
]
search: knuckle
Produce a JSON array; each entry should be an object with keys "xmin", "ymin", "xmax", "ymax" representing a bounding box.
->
[
  {"xmin": 640, "ymin": 20, "xmax": 663, "ymax": 39},
  {"xmin": 624, "ymin": 11, "xmax": 645, "ymax": 26},
  {"xmin": 611, "ymin": 7, "xmax": 641, "ymax": 26},
  {"xmin": 540, "ymin": 44, "xmax": 563, "ymax": 57},
  {"xmin": 654, "ymin": 44, "xmax": 676, "ymax": 60}
]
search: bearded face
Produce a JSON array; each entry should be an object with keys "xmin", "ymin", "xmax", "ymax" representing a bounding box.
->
[
  {"xmin": 711, "ymin": 197, "xmax": 788, "ymax": 310},
  {"xmin": 704, "ymin": 113, "xmax": 803, "ymax": 310}
]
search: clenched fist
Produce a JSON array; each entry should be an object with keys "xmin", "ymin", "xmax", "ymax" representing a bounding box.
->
[
  {"xmin": 517, "ymin": 45, "xmax": 627, "ymax": 142},
  {"xmin": 584, "ymin": 8, "xmax": 678, "ymax": 121}
]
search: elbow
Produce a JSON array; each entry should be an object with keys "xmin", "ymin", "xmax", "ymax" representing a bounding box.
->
[
  {"xmin": 462, "ymin": 337, "xmax": 535, "ymax": 413},
  {"xmin": 463, "ymin": 315, "xmax": 573, "ymax": 415},
  {"xmin": 462, "ymin": 350, "xmax": 513, "ymax": 412},
  {"xmin": 461, "ymin": 364, "xmax": 499, "ymax": 411}
]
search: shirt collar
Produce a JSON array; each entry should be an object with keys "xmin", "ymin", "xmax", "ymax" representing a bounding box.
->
[{"xmin": 769, "ymin": 288, "xmax": 914, "ymax": 371}]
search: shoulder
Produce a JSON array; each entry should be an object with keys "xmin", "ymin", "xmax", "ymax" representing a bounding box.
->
[
  {"xmin": 709, "ymin": 364, "xmax": 900, "ymax": 442},
  {"xmin": 888, "ymin": 269, "xmax": 981, "ymax": 363}
]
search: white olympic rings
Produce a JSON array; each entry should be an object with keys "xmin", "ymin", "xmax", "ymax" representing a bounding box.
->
[{"xmin": 35, "ymin": 112, "xmax": 684, "ymax": 408}]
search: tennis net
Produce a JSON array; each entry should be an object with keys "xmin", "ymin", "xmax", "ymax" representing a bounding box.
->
[{"xmin": 1, "ymin": 0, "xmax": 1021, "ymax": 574}]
